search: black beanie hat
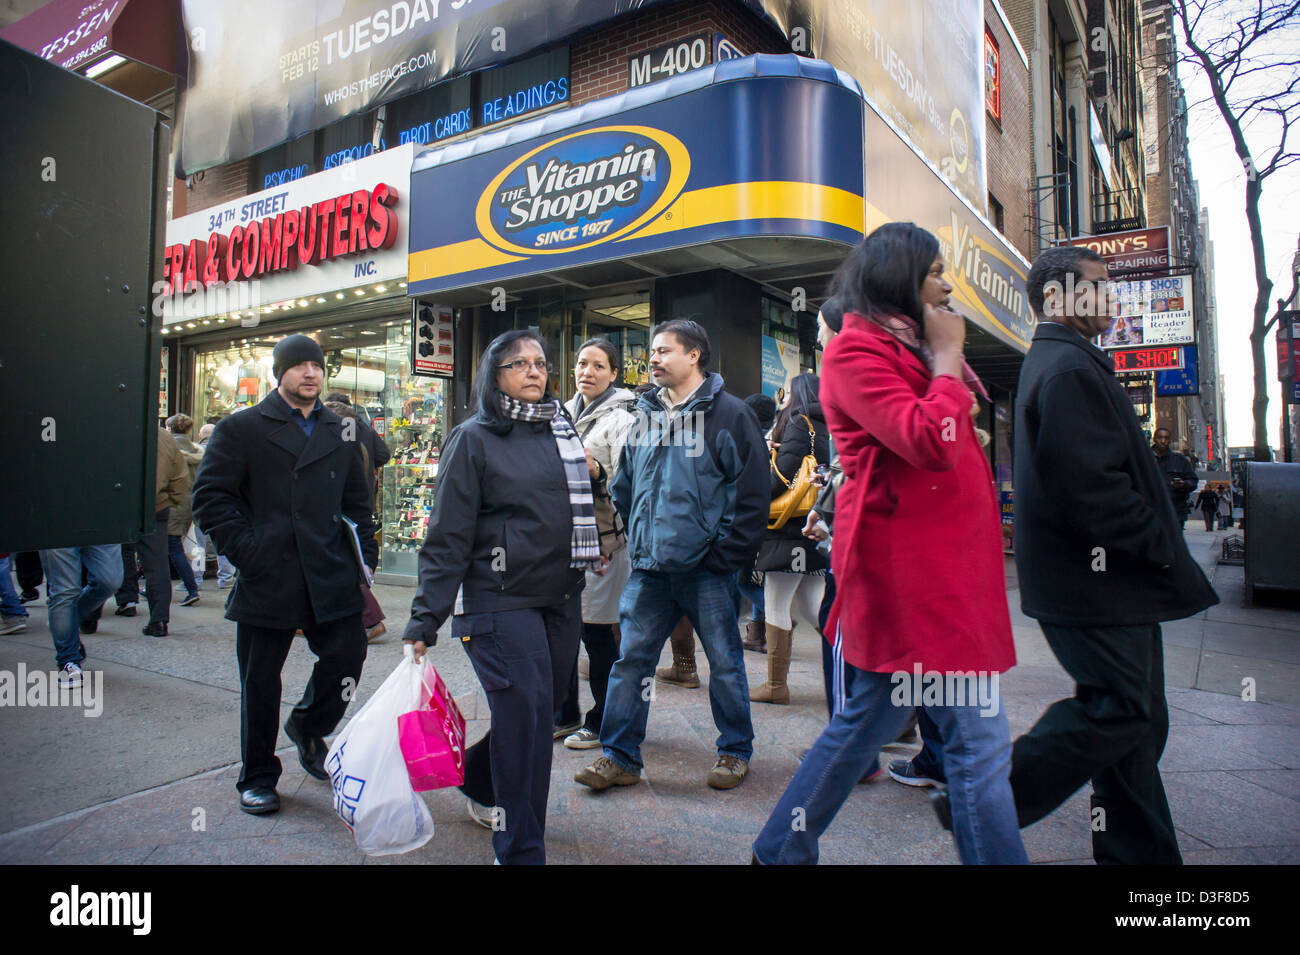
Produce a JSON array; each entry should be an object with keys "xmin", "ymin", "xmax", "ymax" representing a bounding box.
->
[
  {"xmin": 819, "ymin": 296, "xmax": 845, "ymax": 333},
  {"xmin": 272, "ymin": 334, "xmax": 325, "ymax": 380}
]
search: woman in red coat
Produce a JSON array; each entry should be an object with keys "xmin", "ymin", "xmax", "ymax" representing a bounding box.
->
[{"xmin": 752, "ymin": 222, "xmax": 1027, "ymax": 865}]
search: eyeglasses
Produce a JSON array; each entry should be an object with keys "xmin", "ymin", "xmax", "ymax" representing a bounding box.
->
[{"xmin": 497, "ymin": 358, "xmax": 552, "ymax": 374}]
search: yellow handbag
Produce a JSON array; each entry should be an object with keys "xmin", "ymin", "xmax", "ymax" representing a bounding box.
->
[{"xmin": 768, "ymin": 415, "xmax": 819, "ymax": 530}]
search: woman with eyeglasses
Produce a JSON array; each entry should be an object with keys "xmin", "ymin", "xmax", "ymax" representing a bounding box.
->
[
  {"xmin": 752, "ymin": 222, "xmax": 1026, "ymax": 865},
  {"xmin": 404, "ymin": 330, "xmax": 603, "ymax": 865}
]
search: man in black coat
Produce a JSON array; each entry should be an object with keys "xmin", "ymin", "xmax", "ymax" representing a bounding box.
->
[
  {"xmin": 1003, "ymin": 246, "xmax": 1218, "ymax": 864},
  {"xmin": 192, "ymin": 335, "xmax": 379, "ymax": 815},
  {"xmin": 1153, "ymin": 427, "xmax": 1197, "ymax": 527},
  {"xmin": 324, "ymin": 391, "xmax": 392, "ymax": 503}
]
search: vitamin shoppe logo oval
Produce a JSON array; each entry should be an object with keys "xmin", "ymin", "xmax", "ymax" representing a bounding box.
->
[{"xmin": 476, "ymin": 125, "xmax": 690, "ymax": 255}]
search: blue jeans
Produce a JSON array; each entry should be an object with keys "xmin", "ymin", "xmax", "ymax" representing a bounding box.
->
[
  {"xmin": 601, "ymin": 568, "xmax": 754, "ymax": 772},
  {"xmin": 737, "ymin": 570, "xmax": 764, "ymax": 621},
  {"xmin": 912, "ymin": 708, "xmax": 947, "ymax": 782},
  {"xmin": 194, "ymin": 526, "xmax": 234, "ymax": 584},
  {"xmin": 753, "ymin": 658, "xmax": 1028, "ymax": 865},
  {"xmin": 0, "ymin": 556, "xmax": 28, "ymax": 618},
  {"xmin": 167, "ymin": 534, "xmax": 199, "ymax": 598},
  {"xmin": 38, "ymin": 546, "xmax": 124, "ymax": 668}
]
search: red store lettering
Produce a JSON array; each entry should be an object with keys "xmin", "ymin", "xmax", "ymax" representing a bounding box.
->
[{"xmin": 165, "ymin": 183, "xmax": 399, "ymax": 294}]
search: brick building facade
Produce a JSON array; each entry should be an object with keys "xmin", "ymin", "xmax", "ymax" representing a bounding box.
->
[{"xmin": 984, "ymin": 0, "xmax": 1034, "ymax": 260}]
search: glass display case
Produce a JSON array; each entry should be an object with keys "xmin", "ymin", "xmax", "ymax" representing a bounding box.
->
[
  {"xmin": 377, "ymin": 318, "xmax": 451, "ymax": 577},
  {"xmin": 190, "ymin": 311, "xmax": 447, "ymax": 581}
]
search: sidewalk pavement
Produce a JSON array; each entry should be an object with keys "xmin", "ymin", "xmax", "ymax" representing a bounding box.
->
[{"xmin": 1, "ymin": 525, "xmax": 1296, "ymax": 865}]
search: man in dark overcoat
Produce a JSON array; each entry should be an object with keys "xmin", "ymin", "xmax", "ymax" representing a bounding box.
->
[
  {"xmin": 1152, "ymin": 427, "xmax": 1198, "ymax": 527},
  {"xmin": 193, "ymin": 334, "xmax": 379, "ymax": 815},
  {"xmin": 1003, "ymin": 245, "xmax": 1218, "ymax": 864}
]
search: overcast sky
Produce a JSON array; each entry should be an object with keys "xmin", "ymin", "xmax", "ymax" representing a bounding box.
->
[{"xmin": 1178, "ymin": 18, "xmax": 1298, "ymax": 452}]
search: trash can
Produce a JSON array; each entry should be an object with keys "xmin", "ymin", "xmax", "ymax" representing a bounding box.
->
[{"xmin": 1243, "ymin": 462, "xmax": 1300, "ymax": 603}]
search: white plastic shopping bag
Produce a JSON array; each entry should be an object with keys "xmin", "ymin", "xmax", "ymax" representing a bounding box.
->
[
  {"xmin": 185, "ymin": 531, "xmax": 205, "ymax": 575},
  {"xmin": 326, "ymin": 645, "xmax": 435, "ymax": 856}
]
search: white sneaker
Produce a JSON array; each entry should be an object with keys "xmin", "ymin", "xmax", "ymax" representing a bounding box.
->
[
  {"xmin": 466, "ymin": 798, "xmax": 496, "ymax": 830},
  {"xmin": 59, "ymin": 662, "xmax": 84, "ymax": 688},
  {"xmin": 564, "ymin": 728, "xmax": 602, "ymax": 750}
]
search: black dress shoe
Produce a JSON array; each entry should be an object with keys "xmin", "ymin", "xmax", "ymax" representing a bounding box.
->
[
  {"xmin": 239, "ymin": 786, "xmax": 280, "ymax": 815},
  {"xmin": 114, "ymin": 605, "xmax": 137, "ymax": 617},
  {"xmin": 930, "ymin": 788, "xmax": 953, "ymax": 832},
  {"xmin": 19, "ymin": 590, "xmax": 38, "ymax": 603},
  {"xmin": 142, "ymin": 621, "xmax": 168, "ymax": 637},
  {"xmin": 285, "ymin": 720, "xmax": 329, "ymax": 781}
]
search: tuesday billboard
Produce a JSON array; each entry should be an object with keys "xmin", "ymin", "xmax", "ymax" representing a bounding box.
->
[{"xmin": 176, "ymin": 0, "xmax": 987, "ymax": 210}]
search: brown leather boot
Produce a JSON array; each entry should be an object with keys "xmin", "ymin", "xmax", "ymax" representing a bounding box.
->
[
  {"xmin": 742, "ymin": 618, "xmax": 767, "ymax": 653},
  {"xmin": 655, "ymin": 653, "xmax": 700, "ymax": 688},
  {"xmin": 750, "ymin": 624, "xmax": 792, "ymax": 704},
  {"xmin": 655, "ymin": 619, "xmax": 699, "ymax": 688}
]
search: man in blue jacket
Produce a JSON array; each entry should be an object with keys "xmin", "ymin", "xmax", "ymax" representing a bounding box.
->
[{"xmin": 575, "ymin": 320, "xmax": 769, "ymax": 792}]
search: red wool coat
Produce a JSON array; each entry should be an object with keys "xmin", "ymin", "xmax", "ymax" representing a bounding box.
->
[{"xmin": 822, "ymin": 313, "xmax": 1015, "ymax": 675}]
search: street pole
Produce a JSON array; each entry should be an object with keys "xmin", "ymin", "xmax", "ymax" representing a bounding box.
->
[{"xmin": 1284, "ymin": 399, "xmax": 1294, "ymax": 463}]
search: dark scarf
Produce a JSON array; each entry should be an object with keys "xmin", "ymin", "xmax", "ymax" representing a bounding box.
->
[
  {"xmin": 573, "ymin": 384, "xmax": 616, "ymax": 427},
  {"xmin": 498, "ymin": 395, "xmax": 601, "ymax": 570}
]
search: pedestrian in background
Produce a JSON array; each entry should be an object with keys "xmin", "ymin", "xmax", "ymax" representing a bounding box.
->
[
  {"xmin": 137, "ymin": 425, "xmax": 189, "ymax": 637},
  {"xmin": 740, "ymin": 392, "xmax": 777, "ymax": 653},
  {"xmin": 194, "ymin": 423, "xmax": 235, "ymax": 588},
  {"xmin": 1195, "ymin": 484, "xmax": 1218, "ymax": 533},
  {"xmin": 804, "ymin": 298, "xmax": 847, "ymax": 715},
  {"xmin": 999, "ymin": 245, "xmax": 1218, "ymax": 864},
  {"xmin": 0, "ymin": 554, "xmax": 30, "ymax": 635},
  {"xmin": 404, "ymin": 330, "xmax": 596, "ymax": 864},
  {"xmin": 324, "ymin": 391, "xmax": 390, "ymax": 505},
  {"xmin": 753, "ymin": 222, "xmax": 1025, "ymax": 865},
  {"xmin": 13, "ymin": 552, "xmax": 42, "ymax": 604},
  {"xmin": 165, "ymin": 414, "xmax": 204, "ymax": 606},
  {"xmin": 193, "ymin": 334, "xmax": 378, "ymax": 817},
  {"xmin": 576, "ymin": 319, "xmax": 768, "ymax": 793},
  {"xmin": 323, "ymin": 394, "xmax": 387, "ymax": 643},
  {"xmin": 1216, "ymin": 488, "xmax": 1233, "ymax": 529},
  {"xmin": 1153, "ymin": 428, "xmax": 1196, "ymax": 528},
  {"xmin": 751, "ymin": 373, "xmax": 829, "ymax": 705},
  {"xmin": 558, "ymin": 338, "xmax": 637, "ymax": 749},
  {"xmin": 36, "ymin": 545, "xmax": 123, "ymax": 687}
]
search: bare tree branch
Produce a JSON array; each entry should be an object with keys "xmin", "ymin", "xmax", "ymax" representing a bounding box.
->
[{"xmin": 1174, "ymin": 0, "xmax": 1298, "ymax": 460}]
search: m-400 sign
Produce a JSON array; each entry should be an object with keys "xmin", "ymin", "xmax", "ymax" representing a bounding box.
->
[{"xmin": 629, "ymin": 34, "xmax": 710, "ymax": 88}]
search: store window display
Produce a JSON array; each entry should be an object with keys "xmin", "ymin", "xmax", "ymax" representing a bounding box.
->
[
  {"xmin": 190, "ymin": 317, "xmax": 449, "ymax": 580},
  {"xmin": 195, "ymin": 345, "xmax": 276, "ymax": 419},
  {"xmin": 376, "ymin": 319, "xmax": 451, "ymax": 578}
]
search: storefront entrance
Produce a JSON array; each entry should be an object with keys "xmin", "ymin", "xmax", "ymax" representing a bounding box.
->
[{"xmin": 570, "ymin": 293, "xmax": 653, "ymax": 394}]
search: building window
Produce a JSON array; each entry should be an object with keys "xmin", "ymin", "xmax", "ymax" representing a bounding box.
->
[
  {"xmin": 985, "ymin": 28, "xmax": 1001, "ymax": 123},
  {"xmin": 988, "ymin": 193, "xmax": 1005, "ymax": 233}
]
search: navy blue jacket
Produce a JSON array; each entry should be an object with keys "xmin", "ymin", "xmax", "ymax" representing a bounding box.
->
[{"xmin": 611, "ymin": 373, "xmax": 769, "ymax": 575}]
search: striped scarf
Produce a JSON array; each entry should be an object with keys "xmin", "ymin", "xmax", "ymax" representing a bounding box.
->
[{"xmin": 499, "ymin": 394, "xmax": 602, "ymax": 570}]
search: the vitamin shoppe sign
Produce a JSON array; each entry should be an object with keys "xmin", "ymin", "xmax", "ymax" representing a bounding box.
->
[
  {"xmin": 160, "ymin": 143, "xmax": 413, "ymax": 324},
  {"xmin": 163, "ymin": 183, "xmax": 398, "ymax": 293}
]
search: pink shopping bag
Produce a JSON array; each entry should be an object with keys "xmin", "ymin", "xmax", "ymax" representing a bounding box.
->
[{"xmin": 397, "ymin": 662, "xmax": 467, "ymax": 791}]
